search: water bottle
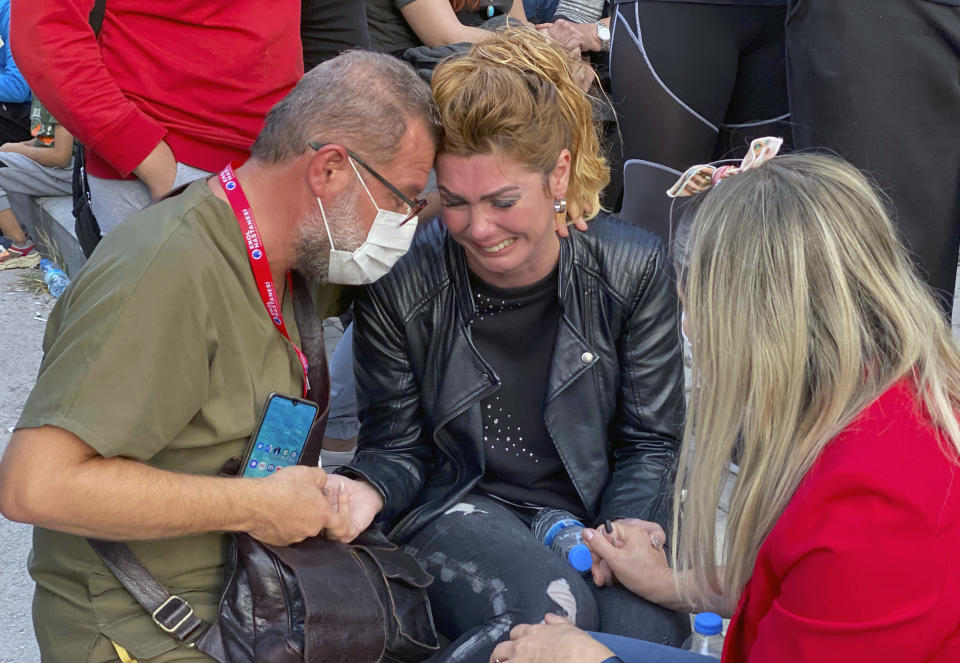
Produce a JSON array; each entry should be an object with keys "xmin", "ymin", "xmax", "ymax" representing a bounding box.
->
[
  {"xmin": 682, "ymin": 612, "xmax": 724, "ymax": 659},
  {"xmin": 37, "ymin": 259, "xmax": 70, "ymax": 298},
  {"xmin": 529, "ymin": 508, "xmax": 593, "ymax": 573}
]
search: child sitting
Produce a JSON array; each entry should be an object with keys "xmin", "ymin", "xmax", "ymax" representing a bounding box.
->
[{"xmin": 0, "ymin": 98, "xmax": 74, "ymax": 265}]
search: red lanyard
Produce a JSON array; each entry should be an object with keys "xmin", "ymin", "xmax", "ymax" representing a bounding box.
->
[{"xmin": 219, "ymin": 165, "xmax": 309, "ymax": 396}]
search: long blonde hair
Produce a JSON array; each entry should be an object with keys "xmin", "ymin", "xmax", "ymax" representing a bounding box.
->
[
  {"xmin": 431, "ymin": 28, "xmax": 609, "ymax": 223},
  {"xmin": 674, "ymin": 154, "xmax": 960, "ymax": 605}
]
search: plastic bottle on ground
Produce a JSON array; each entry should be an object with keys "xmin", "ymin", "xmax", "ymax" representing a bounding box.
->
[
  {"xmin": 682, "ymin": 612, "xmax": 724, "ymax": 659},
  {"xmin": 37, "ymin": 259, "xmax": 70, "ymax": 298},
  {"xmin": 529, "ymin": 508, "xmax": 593, "ymax": 574}
]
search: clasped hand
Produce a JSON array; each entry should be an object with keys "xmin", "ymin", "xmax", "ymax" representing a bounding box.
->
[
  {"xmin": 244, "ymin": 468, "xmax": 383, "ymax": 546},
  {"xmin": 584, "ymin": 518, "xmax": 674, "ymax": 604},
  {"xmin": 487, "ymin": 521, "xmax": 674, "ymax": 662},
  {"xmin": 244, "ymin": 466, "xmax": 352, "ymax": 546}
]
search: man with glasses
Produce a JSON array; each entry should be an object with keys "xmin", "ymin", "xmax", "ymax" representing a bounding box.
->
[{"xmin": 0, "ymin": 50, "xmax": 438, "ymax": 662}]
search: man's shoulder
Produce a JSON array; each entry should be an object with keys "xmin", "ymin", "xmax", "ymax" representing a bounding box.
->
[
  {"xmin": 88, "ymin": 182, "xmax": 235, "ymax": 282},
  {"xmin": 54, "ymin": 181, "xmax": 242, "ymax": 337}
]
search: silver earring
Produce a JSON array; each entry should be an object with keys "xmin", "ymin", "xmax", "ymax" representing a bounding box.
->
[{"xmin": 554, "ymin": 198, "xmax": 567, "ymax": 214}]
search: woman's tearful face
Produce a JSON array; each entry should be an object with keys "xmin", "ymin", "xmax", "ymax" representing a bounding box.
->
[{"xmin": 437, "ymin": 151, "xmax": 564, "ymax": 289}]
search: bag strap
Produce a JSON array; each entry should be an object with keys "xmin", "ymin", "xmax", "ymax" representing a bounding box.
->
[
  {"xmin": 71, "ymin": 143, "xmax": 91, "ymax": 205},
  {"xmin": 72, "ymin": 0, "xmax": 108, "ymax": 257},
  {"xmin": 87, "ymin": 271, "xmax": 333, "ymax": 643},
  {"xmin": 291, "ymin": 270, "xmax": 331, "ymax": 468},
  {"xmin": 74, "ymin": 0, "xmax": 105, "ymax": 191},
  {"xmin": 87, "ymin": 538, "xmax": 210, "ymax": 644}
]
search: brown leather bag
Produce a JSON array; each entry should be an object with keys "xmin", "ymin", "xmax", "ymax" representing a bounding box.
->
[
  {"xmin": 89, "ymin": 272, "xmax": 439, "ymax": 662},
  {"xmin": 90, "ymin": 529, "xmax": 439, "ymax": 662}
]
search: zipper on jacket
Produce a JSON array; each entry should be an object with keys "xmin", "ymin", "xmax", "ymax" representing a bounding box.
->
[{"xmin": 390, "ymin": 377, "xmax": 500, "ymax": 541}]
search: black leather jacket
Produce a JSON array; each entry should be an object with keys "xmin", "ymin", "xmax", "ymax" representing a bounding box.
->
[{"xmin": 344, "ymin": 214, "xmax": 685, "ymax": 543}]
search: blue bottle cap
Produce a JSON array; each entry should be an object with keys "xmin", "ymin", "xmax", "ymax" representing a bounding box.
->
[
  {"xmin": 693, "ymin": 612, "xmax": 723, "ymax": 636},
  {"xmin": 567, "ymin": 545, "xmax": 593, "ymax": 572}
]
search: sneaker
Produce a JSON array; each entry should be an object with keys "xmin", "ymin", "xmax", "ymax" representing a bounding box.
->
[{"xmin": 0, "ymin": 240, "xmax": 35, "ymax": 263}]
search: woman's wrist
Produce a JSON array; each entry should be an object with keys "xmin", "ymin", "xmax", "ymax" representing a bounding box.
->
[
  {"xmin": 622, "ymin": 564, "xmax": 682, "ymax": 609},
  {"xmin": 654, "ymin": 565, "xmax": 683, "ymax": 605}
]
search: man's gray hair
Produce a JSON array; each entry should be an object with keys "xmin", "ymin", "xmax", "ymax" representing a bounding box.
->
[{"xmin": 251, "ymin": 50, "xmax": 441, "ymax": 166}]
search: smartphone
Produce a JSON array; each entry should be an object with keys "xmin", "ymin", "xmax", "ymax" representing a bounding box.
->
[{"xmin": 240, "ymin": 392, "xmax": 319, "ymax": 478}]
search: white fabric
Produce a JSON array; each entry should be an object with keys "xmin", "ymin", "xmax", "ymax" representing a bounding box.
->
[{"xmin": 315, "ymin": 158, "xmax": 418, "ymax": 285}]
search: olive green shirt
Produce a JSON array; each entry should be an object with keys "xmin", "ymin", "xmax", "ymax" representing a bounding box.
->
[{"xmin": 17, "ymin": 180, "xmax": 343, "ymax": 661}]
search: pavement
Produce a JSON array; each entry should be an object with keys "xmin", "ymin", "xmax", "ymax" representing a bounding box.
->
[
  {"xmin": 0, "ymin": 268, "xmax": 51, "ymax": 663},
  {"xmin": 1, "ymin": 262, "xmax": 959, "ymax": 662}
]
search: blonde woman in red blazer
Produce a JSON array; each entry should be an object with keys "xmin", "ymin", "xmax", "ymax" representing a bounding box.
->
[{"xmin": 493, "ymin": 154, "xmax": 960, "ymax": 663}]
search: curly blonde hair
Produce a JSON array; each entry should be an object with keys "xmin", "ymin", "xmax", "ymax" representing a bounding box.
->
[{"xmin": 431, "ymin": 28, "xmax": 609, "ymax": 222}]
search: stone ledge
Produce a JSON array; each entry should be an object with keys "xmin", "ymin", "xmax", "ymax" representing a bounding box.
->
[{"xmin": 12, "ymin": 192, "xmax": 86, "ymax": 276}]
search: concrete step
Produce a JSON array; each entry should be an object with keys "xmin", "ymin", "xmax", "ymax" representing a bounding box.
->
[{"xmin": 12, "ymin": 192, "xmax": 86, "ymax": 276}]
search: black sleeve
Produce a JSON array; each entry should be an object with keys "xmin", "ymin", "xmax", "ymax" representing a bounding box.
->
[
  {"xmin": 598, "ymin": 244, "xmax": 685, "ymax": 531},
  {"xmin": 340, "ymin": 282, "xmax": 433, "ymax": 522}
]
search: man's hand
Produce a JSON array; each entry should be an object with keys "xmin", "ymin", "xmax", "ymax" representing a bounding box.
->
[
  {"xmin": 0, "ymin": 426, "xmax": 358, "ymax": 543},
  {"xmin": 246, "ymin": 467, "xmax": 352, "ymax": 546},
  {"xmin": 555, "ymin": 214, "xmax": 589, "ymax": 238},
  {"xmin": 489, "ymin": 614, "xmax": 614, "ymax": 663},
  {"xmin": 133, "ymin": 139, "xmax": 177, "ymax": 201},
  {"xmin": 536, "ymin": 20, "xmax": 603, "ymax": 53},
  {"xmin": 322, "ymin": 474, "xmax": 385, "ymax": 542}
]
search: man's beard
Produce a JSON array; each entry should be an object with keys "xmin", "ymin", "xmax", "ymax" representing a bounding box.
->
[{"xmin": 295, "ymin": 185, "xmax": 366, "ymax": 284}]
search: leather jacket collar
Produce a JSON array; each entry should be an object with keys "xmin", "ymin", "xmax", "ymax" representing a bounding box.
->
[{"xmin": 445, "ymin": 227, "xmax": 576, "ymax": 325}]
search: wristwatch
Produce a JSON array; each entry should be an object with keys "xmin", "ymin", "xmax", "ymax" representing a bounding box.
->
[{"xmin": 596, "ymin": 22, "xmax": 611, "ymax": 52}]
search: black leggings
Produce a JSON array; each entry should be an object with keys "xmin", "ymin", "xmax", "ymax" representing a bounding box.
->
[
  {"xmin": 608, "ymin": 2, "xmax": 790, "ymax": 234},
  {"xmin": 787, "ymin": 0, "xmax": 960, "ymax": 311}
]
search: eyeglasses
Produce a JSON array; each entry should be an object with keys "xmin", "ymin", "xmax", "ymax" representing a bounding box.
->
[{"xmin": 308, "ymin": 141, "xmax": 427, "ymax": 226}]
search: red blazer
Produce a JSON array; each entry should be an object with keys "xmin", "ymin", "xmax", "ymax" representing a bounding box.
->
[{"xmin": 724, "ymin": 380, "xmax": 960, "ymax": 662}]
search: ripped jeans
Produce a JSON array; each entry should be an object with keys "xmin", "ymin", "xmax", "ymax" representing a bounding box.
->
[{"xmin": 404, "ymin": 494, "xmax": 690, "ymax": 663}]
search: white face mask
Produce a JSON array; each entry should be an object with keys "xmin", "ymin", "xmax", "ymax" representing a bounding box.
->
[{"xmin": 317, "ymin": 158, "xmax": 419, "ymax": 285}]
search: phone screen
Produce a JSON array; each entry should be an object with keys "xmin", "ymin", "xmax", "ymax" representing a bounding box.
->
[{"xmin": 242, "ymin": 394, "xmax": 318, "ymax": 478}]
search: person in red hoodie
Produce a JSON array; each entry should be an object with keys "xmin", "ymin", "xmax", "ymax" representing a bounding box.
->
[
  {"xmin": 491, "ymin": 152, "xmax": 960, "ymax": 663},
  {"xmin": 10, "ymin": 0, "xmax": 304, "ymax": 234}
]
